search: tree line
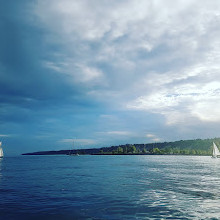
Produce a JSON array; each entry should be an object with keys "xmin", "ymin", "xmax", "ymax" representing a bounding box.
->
[
  {"xmin": 23, "ymin": 137, "xmax": 220, "ymax": 156},
  {"xmin": 96, "ymin": 138, "xmax": 220, "ymax": 155},
  {"xmin": 98, "ymin": 145, "xmax": 211, "ymax": 155}
]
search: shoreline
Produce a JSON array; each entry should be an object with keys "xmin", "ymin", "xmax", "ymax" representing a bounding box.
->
[{"xmin": 22, "ymin": 153, "xmax": 211, "ymax": 156}]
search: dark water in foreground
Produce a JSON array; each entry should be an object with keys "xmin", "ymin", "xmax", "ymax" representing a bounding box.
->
[{"xmin": 0, "ymin": 155, "xmax": 220, "ymax": 220}]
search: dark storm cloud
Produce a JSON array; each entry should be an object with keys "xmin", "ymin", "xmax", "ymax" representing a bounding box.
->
[{"xmin": 0, "ymin": 0, "xmax": 90, "ymax": 115}]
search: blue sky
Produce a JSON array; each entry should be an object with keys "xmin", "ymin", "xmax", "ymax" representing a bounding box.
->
[{"xmin": 1, "ymin": 0, "xmax": 220, "ymax": 155}]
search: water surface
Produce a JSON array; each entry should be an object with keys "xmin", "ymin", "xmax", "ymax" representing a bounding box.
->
[{"xmin": 0, "ymin": 155, "xmax": 220, "ymax": 219}]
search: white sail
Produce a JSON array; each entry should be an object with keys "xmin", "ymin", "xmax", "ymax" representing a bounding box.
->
[
  {"xmin": 0, "ymin": 142, "xmax": 3, "ymax": 157},
  {"xmin": 212, "ymin": 142, "xmax": 220, "ymax": 158}
]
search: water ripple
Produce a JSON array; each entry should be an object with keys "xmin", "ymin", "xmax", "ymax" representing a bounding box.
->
[{"xmin": 0, "ymin": 155, "xmax": 220, "ymax": 219}]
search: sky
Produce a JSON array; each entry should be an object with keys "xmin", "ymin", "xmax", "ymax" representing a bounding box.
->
[{"xmin": 1, "ymin": 0, "xmax": 220, "ymax": 155}]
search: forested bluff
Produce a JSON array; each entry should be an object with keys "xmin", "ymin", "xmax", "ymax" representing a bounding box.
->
[{"xmin": 22, "ymin": 138, "xmax": 220, "ymax": 156}]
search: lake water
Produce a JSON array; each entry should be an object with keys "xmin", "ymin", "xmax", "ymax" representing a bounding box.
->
[{"xmin": 0, "ymin": 155, "xmax": 220, "ymax": 220}]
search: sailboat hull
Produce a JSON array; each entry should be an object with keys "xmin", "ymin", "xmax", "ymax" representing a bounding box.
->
[
  {"xmin": 212, "ymin": 155, "xmax": 220, "ymax": 159},
  {"xmin": 68, "ymin": 140, "xmax": 79, "ymax": 156}
]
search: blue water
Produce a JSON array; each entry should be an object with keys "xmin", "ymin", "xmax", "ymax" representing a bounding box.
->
[{"xmin": 0, "ymin": 155, "xmax": 220, "ymax": 219}]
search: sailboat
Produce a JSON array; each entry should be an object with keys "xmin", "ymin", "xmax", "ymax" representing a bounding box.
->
[
  {"xmin": 0, "ymin": 142, "xmax": 3, "ymax": 158},
  {"xmin": 212, "ymin": 142, "xmax": 220, "ymax": 158},
  {"xmin": 69, "ymin": 140, "xmax": 79, "ymax": 156}
]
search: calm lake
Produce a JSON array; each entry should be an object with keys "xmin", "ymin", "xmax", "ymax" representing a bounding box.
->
[{"xmin": 0, "ymin": 155, "xmax": 220, "ymax": 219}]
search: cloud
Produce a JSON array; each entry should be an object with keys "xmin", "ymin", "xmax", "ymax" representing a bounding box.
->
[
  {"xmin": 146, "ymin": 134, "xmax": 155, "ymax": 138},
  {"xmin": 146, "ymin": 133, "xmax": 161, "ymax": 142},
  {"xmin": 33, "ymin": 0, "xmax": 220, "ymax": 104},
  {"xmin": 44, "ymin": 60, "xmax": 105, "ymax": 84},
  {"xmin": 128, "ymin": 61, "xmax": 220, "ymax": 124},
  {"xmin": 0, "ymin": 134, "xmax": 10, "ymax": 137},
  {"xmin": 104, "ymin": 131, "xmax": 132, "ymax": 136},
  {"xmin": 59, "ymin": 138, "xmax": 96, "ymax": 146},
  {"xmin": 2, "ymin": 0, "xmax": 220, "ymax": 154}
]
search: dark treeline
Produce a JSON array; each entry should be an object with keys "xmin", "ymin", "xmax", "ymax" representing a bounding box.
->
[
  {"xmin": 96, "ymin": 138, "xmax": 219, "ymax": 155},
  {"xmin": 22, "ymin": 138, "xmax": 220, "ymax": 156}
]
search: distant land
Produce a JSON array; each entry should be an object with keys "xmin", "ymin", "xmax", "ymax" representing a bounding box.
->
[{"xmin": 22, "ymin": 138, "xmax": 220, "ymax": 156}]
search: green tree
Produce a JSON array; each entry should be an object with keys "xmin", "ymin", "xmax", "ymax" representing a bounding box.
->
[
  {"xmin": 131, "ymin": 145, "xmax": 137, "ymax": 154},
  {"xmin": 190, "ymin": 149, "xmax": 196, "ymax": 155},
  {"xmin": 117, "ymin": 147, "xmax": 123, "ymax": 154},
  {"xmin": 127, "ymin": 145, "xmax": 136, "ymax": 154},
  {"xmin": 123, "ymin": 147, "xmax": 128, "ymax": 154},
  {"xmin": 152, "ymin": 148, "xmax": 161, "ymax": 154},
  {"xmin": 137, "ymin": 148, "xmax": 141, "ymax": 154},
  {"xmin": 164, "ymin": 147, "xmax": 173, "ymax": 154},
  {"xmin": 173, "ymin": 148, "xmax": 180, "ymax": 154},
  {"xmin": 142, "ymin": 148, "xmax": 147, "ymax": 154},
  {"xmin": 112, "ymin": 150, "xmax": 117, "ymax": 154}
]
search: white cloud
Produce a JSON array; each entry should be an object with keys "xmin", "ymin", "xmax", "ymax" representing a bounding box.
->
[
  {"xmin": 98, "ymin": 131, "xmax": 132, "ymax": 136},
  {"xmin": 33, "ymin": 0, "xmax": 220, "ymax": 134},
  {"xmin": 107, "ymin": 131, "xmax": 131, "ymax": 135},
  {"xmin": 35, "ymin": 0, "xmax": 220, "ymax": 76},
  {"xmin": 152, "ymin": 138, "xmax": 161, "ymax": 142},
  {"xmin": 128, "ymin": 54, "xmax": 220, "ymax": 124},
  {"xmin": 0, "ymin": 134, "xmax": 10, "ymax": 137},
  {"xmin": 59, "ymin": 138, "xmax": 96, "ymax": 145},
  {"xmin": 146, "ymin": 133, "xmax": 161, "ymax": 142},
  {"xmin": 146, "ymin": 134, "xmax": 155, "ymax": 138},
  {"xmin": 44, "ymin": 60, "xmax": 104, "ymax": 84},
  {"xmin": 76, "ymin": 65, "xmax": 104, "ymax": 82}
]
